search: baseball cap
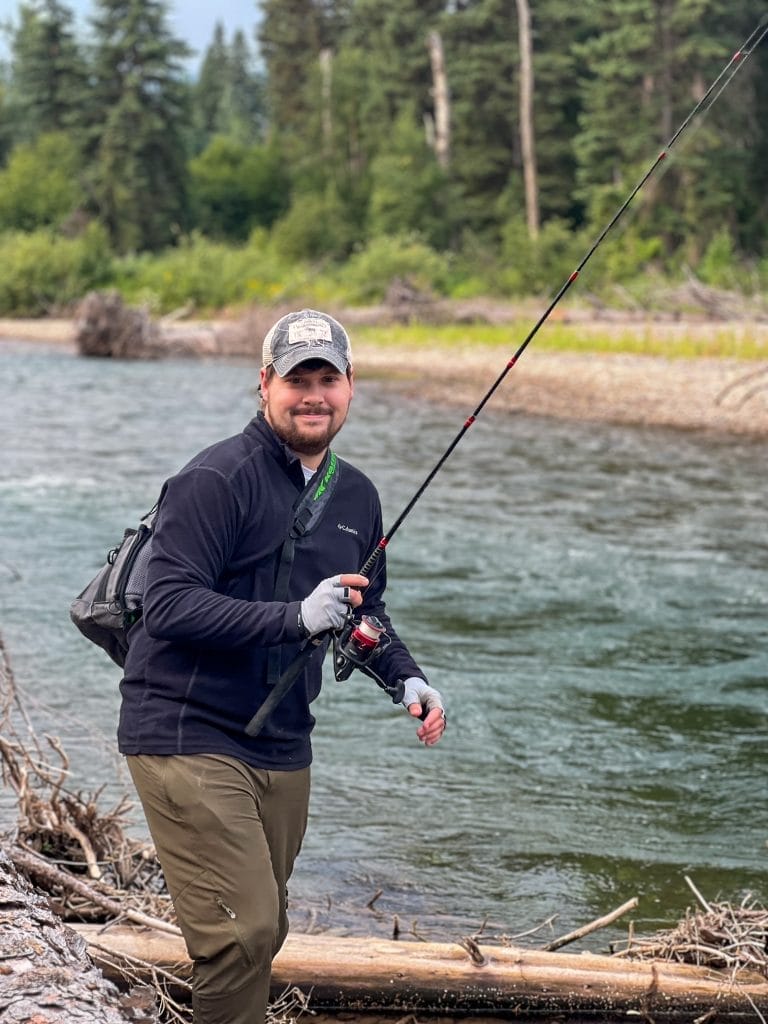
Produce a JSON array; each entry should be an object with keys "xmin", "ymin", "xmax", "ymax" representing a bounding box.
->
[{"xmin": 262, "ymin": 309, "xmax": 352, "ymax": 376}]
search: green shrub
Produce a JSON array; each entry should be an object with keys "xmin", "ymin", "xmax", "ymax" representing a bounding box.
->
[
  {"xmin": 188, "ymin": 136, "xmax": 289, "ymax": 242},
  {"xmin": 0, "ymin": 223, "xmax": 112, "ymax": 315},
  {"xmin": 443, "ymin": 230, "xmax": 506, "ymax": 298},
  {"xmin": 587, "ymin": 229, "xmax": 664, "ymax": 289},
  {"xmin": 0, "ymin": 133, "xmax": 85, "ymax": 232},
  {"xmin": 111, "ymin": 230, "xmax": 302, "ymax": 312},
  {"xmin": 270, "ymin": 191, "xmax": 357, "ymax": 263},
  {"xmin": 698, "ymin": 228, "xmax": 739, "ymax": 290},
  {"xmin": 367, "ymin": 107, "xmax": 452, "ymax": 249},
  {"xmin": 501, "ymin": 217, "xmax": 586, "ymax": 295},
  {"xmin": 335, "ymin": 234, "xmax": 451, "ymax": 303}
]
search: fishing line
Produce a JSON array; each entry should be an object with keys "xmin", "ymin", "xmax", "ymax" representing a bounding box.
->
[{"xmin": 359, "ymin": 13, "xmax": 768, "ymax": 580}]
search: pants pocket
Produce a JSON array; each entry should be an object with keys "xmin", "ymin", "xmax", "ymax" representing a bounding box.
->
[
  {"xmin": 174, "ymin": 869, "xmax": 261, "ymax": 977},
  {"xmin": 213, "ymin": 893, "xmax": 257, "ymax": 969}
]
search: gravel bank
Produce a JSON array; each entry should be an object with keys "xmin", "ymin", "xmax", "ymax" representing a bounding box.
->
[
  {"xmin": 360, "ymin": 344, "xmax": 768, "ymax": 436},
  {"xmin": 2, "ymin": 317, "xmax": 767, "ymax": 436}
]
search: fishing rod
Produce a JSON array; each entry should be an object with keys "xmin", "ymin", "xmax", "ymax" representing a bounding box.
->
[{"xmin": 245, "ymin": 15, "xmax": 768, "ymax": 737}]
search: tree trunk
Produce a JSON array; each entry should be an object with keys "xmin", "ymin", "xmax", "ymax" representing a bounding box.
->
[
  {"xmin": 656, "ymin": 1, "xmax": 674, "ymax": 140},
  {"xmin": 0, "ymin": 850, "xmax": 157, "ymax": 1023},
  {"xmin": 427, "ymin": 30, "xmax": 451, "ymax": 170},
  {"xmin": 515, "ymin": 0, "xmax": 539, "ymax": 238},
  {"xmin": 319, "ymin": 47, "xmax": 333, "ymax": 159}
]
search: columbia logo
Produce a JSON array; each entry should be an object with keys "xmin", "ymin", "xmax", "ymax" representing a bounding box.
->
[{"xmin": 337, "ymin": 523, "xmax": 358, "ymax": 535}]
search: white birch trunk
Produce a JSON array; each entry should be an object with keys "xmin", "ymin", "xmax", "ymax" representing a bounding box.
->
[
  {"xmin": 515, "ymin": 0, "xmax": 540, "ymax": 238},
  {"xmin": 428, "ymin": 30, "xmax": 451, "ymax": 170},
  {"xmin": 319, "ymin": 47, "xmax": 333, "ymax": 158}
]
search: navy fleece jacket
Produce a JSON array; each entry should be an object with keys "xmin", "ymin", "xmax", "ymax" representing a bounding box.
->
[{"xmin": 117, "ymin": 413, "xmax": 426, "ymax": 769}]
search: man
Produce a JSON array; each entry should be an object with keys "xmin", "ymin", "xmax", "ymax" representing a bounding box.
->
[{"xmin": 118, "ymin": 309, "xmax": 446, "ymax": 1024}]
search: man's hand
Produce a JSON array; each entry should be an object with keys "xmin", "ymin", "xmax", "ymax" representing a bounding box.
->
[
  {"xmin": 299, "ymin": 574, "xmax": 368, "ymax": 635},
  {"xmin": 401, "ymin": 678, "xmax": 446, "ymax": 746}
]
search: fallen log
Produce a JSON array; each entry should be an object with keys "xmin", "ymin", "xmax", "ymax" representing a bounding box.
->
[
  {"xmin": 73, "ymin": 924, "xmax": 768, "ymax": 1021},
  {"xmin": 10, "ymin": 846, "xmax": 181, "ymax": 936}
]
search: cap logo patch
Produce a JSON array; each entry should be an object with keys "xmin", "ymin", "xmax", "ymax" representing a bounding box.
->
[{"xmin": 287, "ymin": 317, "xmax": 333, "ymax": 346}]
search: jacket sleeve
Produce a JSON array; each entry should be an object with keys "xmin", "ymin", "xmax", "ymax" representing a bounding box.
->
[{"xmin": 142, "ymin": 466, "xmax": 303, "ymax": 649}]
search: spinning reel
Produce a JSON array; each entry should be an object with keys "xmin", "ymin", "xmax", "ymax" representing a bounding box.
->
[{"xmin": 332, "ymin": 614, "xmax": 404, "ymax": 703}]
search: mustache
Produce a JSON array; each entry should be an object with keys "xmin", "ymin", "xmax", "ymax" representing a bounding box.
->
[{"xmin": 291, "ymin": 406, "xmax": 333, "ymax": 416}]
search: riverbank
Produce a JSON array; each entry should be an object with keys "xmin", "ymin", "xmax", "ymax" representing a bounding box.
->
[{"xmin": 2, "ymin": 315, "xmax": 768, "ymax": 436}]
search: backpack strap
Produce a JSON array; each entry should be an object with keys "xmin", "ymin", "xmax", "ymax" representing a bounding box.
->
[{"xmin": 267, "ymin": 450, "xmax": 341, "ymax": 688}]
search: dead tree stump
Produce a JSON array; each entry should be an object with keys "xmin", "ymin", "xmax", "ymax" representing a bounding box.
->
[
  {"xmin": 385, "ymin": 276, "xmax": 438, "ymax": 323},
  {"xmin": 75, "ymin": 292, "xmax": 162, "ymax": 359}
]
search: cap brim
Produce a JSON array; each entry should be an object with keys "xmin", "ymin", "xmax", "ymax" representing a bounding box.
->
[{"xmin": 272, "ymin": 351, "xmax": 349, "ymax": 376}]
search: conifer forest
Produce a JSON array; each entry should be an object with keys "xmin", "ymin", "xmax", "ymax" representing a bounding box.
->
[{"xmin": 0, "ymin": 0, "xmax": 766, "ymax": 316}]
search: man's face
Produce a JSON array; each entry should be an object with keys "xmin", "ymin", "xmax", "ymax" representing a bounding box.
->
[{"xmin": 260, "ymin": 360, "xmax": 354, "ymax": 459}]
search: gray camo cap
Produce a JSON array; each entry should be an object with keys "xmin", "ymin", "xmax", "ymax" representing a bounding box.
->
[{"xmin": 262, "ymin": 309, "xmax": 352, "ymax": 376}]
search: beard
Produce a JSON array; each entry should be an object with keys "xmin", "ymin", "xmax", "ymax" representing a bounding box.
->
[{"xmin": 267, "ymin": 405, "xmax": 348, "ymax": 457}]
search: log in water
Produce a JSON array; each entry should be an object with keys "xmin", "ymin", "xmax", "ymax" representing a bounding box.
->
[{"xmin": 73, "ymin": 923, "xmax": 768, "ymax": 1020}]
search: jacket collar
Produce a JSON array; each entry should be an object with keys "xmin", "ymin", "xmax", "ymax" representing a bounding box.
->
[
  {"xmin": 245, "ymin": 412, "xmax": 332, "ymax": 489},
  {"xmin": 245, "ymin": 411, "xmax": 297, "ymax": 464}
]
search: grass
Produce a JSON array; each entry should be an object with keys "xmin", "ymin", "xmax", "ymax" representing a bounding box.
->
[{"xmin": 353, "ymin": 320, "xmax": 768, "ymax": 361}]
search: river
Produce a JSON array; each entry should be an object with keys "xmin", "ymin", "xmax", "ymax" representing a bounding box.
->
[{"xmin": 1, "ymin": 340, "xmax": 766, "ymax": 949}]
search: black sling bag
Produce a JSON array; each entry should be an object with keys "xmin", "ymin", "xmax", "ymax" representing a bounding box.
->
[{"xmin": 70, "ymin": 450, "xmax": 340, "ymax": 669}]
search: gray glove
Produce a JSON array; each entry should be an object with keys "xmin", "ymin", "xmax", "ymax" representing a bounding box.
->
[
  {"xmin": 299, "ymin": 575, "xmax": 354, "ymax": 636},
  {"xmin": 401, "ymin": 677, "xmax": 445, "ymax": 719}
]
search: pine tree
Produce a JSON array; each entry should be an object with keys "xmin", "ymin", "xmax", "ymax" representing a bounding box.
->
[
  {"xmin": 220, "ymin": 29, "xmax": 266, "ymax": 142},
  {"xmin": 573, "ymin": 0, "xmax": 762, "ymax": 259},
  {"xmin": 192, "ymin": 25, "xmax": 266, "ymax": 149},
  {"xmin": 342, "ymin": 0, "xmax": 446, "ymax": 124},
  {"xmin": 257, "ymin": 0, "xmax": 327, "ymax": 137},
  {"xmin": 86, "ymin": 0, "xmax": 192, "ymax": 252},
  {"xmin": 527, "ymin": 0, "xmax": 593, "ymax": 226},
  {"xmin": 194, "ymin": 22, "xmax": 229, "ymax": 143},
  {"xmin": 742, "ymin": 32, "xmax": 768, "ymax": 257},
  {"xmin": 441, "ymin": 0, "xmax": 519, "ymax": 239},
  {"xmin": 6, "ymin": 0, "xmax": 88, "ymax": 144},
  {"xmin": 292, "ymin": 0, "xmax": 495, "ymax": 248},
  {"xmin": 0, "ymin": 78, "xmax": 14, "ymax": 164}
]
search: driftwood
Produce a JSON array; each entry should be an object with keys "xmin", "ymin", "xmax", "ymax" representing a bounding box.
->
[
  {"xmin": 0, "ymin": 632, "xmax": 170, "ymax": 911},
  {"xmin": 650, "ymin": 269, "xmax": 768, "ymax": 322},
  {"xmin": 0, "ymin": 631, "xmax": 339, "ymax": 1021},
  {"xmin": 71, "ymin": 283, "xmax": 768, "ymax": 366},
  {"xmin": 616, "ymin": 886, "xmax": 768, "ymax": 978},
  {"xmin": 72, "ymin": 925, "xmax": 768, "ymax": 1021},
  {"xmin": 543, "ymin": 896, "xmax": 639, "ymax": 952},
  {"xmin": 10, "ymin": 846, "xmax": 181, "ymax": 936}
]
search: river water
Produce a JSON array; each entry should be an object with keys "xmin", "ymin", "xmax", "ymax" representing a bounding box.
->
[{"xmin": 1, "ymin": 340, "xmax": 766, "ymax": 949}]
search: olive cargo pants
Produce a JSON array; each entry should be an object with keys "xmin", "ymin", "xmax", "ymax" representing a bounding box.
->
[{"xmin": 127, "ymin": 754, "xmax": 310, "ymax": 1024}]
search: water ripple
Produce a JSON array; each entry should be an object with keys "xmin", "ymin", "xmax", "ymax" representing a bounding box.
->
[{"xmin": 1, "ymin": 345, "xmax": 767, "ymax": 941}]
